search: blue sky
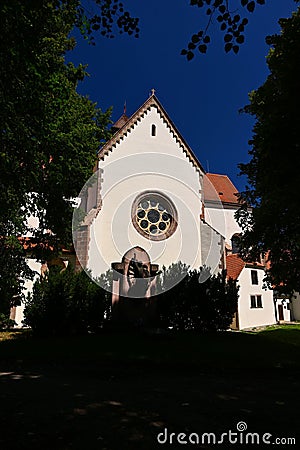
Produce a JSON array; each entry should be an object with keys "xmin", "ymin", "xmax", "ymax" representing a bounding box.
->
[{"xmin": 69, "ymin": 0, "xmax": 297, "ymax": 192}]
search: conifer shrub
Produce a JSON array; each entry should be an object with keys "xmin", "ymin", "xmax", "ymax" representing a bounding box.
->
[{"xmin": 24, "ymin": 265, "xmax": 111, "ymax": 336}]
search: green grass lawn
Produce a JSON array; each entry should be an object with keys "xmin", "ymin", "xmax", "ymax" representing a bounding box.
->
[
  {"xmin": 1, "ymin": 324, "xmax": 300, "ymax": 371},
  {"xmin": 0, "ymin": 325, "xmax": 299, "ymax": 449},
  {"xmin": 258, "ymin": 323, "xmax": 300, "ymax": 347}
]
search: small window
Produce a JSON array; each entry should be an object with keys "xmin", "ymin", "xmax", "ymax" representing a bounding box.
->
[
  {"xmin": 151, "ymin": 124, "xmax": 156, "ymax": 137},
  {"xmin": 257, "ymin": 295, "xmax": 262, "ymax": 308},
  {"xmin": 250, "ymin": 295, "xmax": 263, "ymax": 309},
  {"xmin": 251, "ymin": 270, "xmax": 258, "ymax": 285},
  {"xmin": 231, "ymin": 235, "xmax": 240, "ymax": 254}
]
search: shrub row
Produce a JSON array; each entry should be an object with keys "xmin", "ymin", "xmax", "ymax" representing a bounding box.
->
[{"xmin": 24, "ymin": 262, "xmax": 238, "ymax": 335}]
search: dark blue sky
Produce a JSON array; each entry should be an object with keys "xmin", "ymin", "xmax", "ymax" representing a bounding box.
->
[{"xmin": 70, "ymin": 0, "xmax": 296, "ymax": 192}]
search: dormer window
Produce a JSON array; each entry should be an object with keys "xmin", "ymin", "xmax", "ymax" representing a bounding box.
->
[{"xmin": 151, "ymin": 124, "xmax": 156, "ymax": 137}]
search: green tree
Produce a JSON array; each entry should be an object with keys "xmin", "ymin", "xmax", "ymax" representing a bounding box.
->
[
  {"xmin": 0, "ymin": 0, "xmax": 112, "ymax": 317},
  {"xmin": 75, "ymin": 0, "xmax": 139, "ymax": 42},
  {"xmin": 237, "ymin": 7, "xmax": 300, "ymax": 294},
  {"xmin": 157, "ymin": 263, "xmax": 238, "ymax": 331},
  {"xmin": 182, "ymin": 0, "xmax": 300, "ymax": 59}
]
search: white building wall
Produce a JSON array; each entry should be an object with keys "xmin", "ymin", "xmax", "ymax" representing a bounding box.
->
[
  {"xmin": 205, "ymin": 204, "xmax": 241, "ymax": 247},
  {"xmin": 237, "ymin": 267, "xmax": 276, "ymax": 330},
  {"xmin": 275, "ymin": 298, "xmax": 291, "ymax": 322},
  {"xmin": 200, "ymin": 220, "xmax": 224, "ymax": 276},
  {"xmin": 291, "ymin": 293, "xmax": 300, "ymax": 321},
  {"xmin": 14, "ymin": 259, "xmax": 41, "ymax": 327}
]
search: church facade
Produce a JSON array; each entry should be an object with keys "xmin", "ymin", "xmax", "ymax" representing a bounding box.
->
[
  {"xmin": 13, "ymin": 92, "xmax": 299, "ymax": 329},
  {"xmin": 72, "ymin": 92, "xmax": 279, "ymax": 329}
]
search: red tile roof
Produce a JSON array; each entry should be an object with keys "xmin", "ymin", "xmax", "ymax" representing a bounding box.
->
[
  {"xmin": 205, "ymin": 173, "xmax": 240, "ymax": 205},
  {"xmin": 112, "ymin": 113, "xmax": 129, "ymax": 130},
  {"xmin": 226, "ymin": 253, "xmax": 266, "ymax": 280},
  {"xmin": 226, "ymin": 254, "xmax": 245, "ymax": 279}
]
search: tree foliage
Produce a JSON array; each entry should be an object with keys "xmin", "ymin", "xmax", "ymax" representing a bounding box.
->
[
  {"xmin": 181, "ymin": 0, "xmax": 300, "ymax": 60},
  {"xmin": 76, "ymin": 0, "xmax": 139, "ymax": 42},
  {"xmin": 157, "ymin": 263, "xmax": 238, "ymax": 331},
  {"xmin": 237, "ymin": 7, "xmax": 300, "ymax": 294},
  {"xmin": 0, "ymin": 0, "xmax": 113, "ymax": 316},
  {"xmin": 1, "ymin": 0, "xmax": 113, "ymax": 241},
  {"xmin": 74, "ymin": 0, "xmax": 300, "ymax": 59}
]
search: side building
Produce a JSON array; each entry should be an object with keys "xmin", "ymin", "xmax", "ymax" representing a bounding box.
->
[{"xmin": 204, "ymin": 173, "xmax": 277, "ymax": 330}]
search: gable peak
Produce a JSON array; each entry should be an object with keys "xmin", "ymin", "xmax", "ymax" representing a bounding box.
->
[{"xmin": 98, "ymin": 92, "xmax": 204, "ymax": 173}]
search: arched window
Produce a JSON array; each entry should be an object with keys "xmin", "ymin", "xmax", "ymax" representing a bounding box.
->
[
  {"xmin": 231, "ymin": 234, "xmax": 241, "ymax": 254},
  {"xmin": 151, "ymin": 124, "xmax": 156, "ymax": 137}
]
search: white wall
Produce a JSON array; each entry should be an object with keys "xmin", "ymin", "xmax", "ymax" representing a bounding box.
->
[
  {"xmin": 13, "ymin": 259, "xmax": 41, "ymax": 327},
  {"xmin": 291, "ymin": 293, "xmax": 300, "ymax": 321},
  {"xmin": 237, "ymin": 267, "xmax": 276, "ymax": 330},
  {"xmin": 205, "ymin": 204, "xmax": 241, "ymax": 248},
  {"xmin": 275, "ymin": 298, "xmax": 291, "ymax": 322}
]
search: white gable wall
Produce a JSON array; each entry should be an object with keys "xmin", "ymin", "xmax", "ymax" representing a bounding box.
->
[{"xmin": 100, "ymin": 108, "xmax": 199, "ymax": 168}]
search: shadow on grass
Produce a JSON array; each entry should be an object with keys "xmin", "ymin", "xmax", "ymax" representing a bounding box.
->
[
  {"xmin": 0, "ymin": 330, "xmax": 299, "ymax": 449},
  {"xmin": 1, "ymin": 329, "xmax": 300, "ymax": 372}
]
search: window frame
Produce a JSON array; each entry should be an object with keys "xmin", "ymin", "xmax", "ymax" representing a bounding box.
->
[
  {"xmin": 250, "ymin": 294, "xmax": 263, "ymax": 309},
  {"xmin": 151, "ymin": 124, "xmax": 156, "ymax": 137},
  {"xmin": 251, "ymin": 270, "xmax": 259, "ymax": 285}
]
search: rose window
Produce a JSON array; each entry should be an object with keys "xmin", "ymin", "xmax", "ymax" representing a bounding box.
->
[{"xmin": 132, "ymin": 192, "xmax": 177, "ymax": 241}]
